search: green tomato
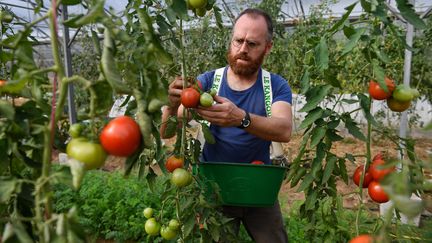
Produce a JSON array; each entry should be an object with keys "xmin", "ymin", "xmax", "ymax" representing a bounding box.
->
[
  {"xmin": 188, "ymin": 0, "xmax": 207, "ymax": 9},
  {"xmin": 68, "ymin": 123, "xmax": 83, "ymax": 138},
  {"xmin": 392, "ymin": 84, "xmax": 414, "ymax": 102},
  {"xmin": 0, "ymin": 10, "xmax": 13, "ymax": 23},
  {"xmin": 160, "ymin": 226, "xmax": 177, "ymax": 240},
  {"xmin": 168, "ymin": 219, "xmax": 180, "ymax": 231},
  {"xmin": 410, "ymin": 88, "xmax": 420, "ymax": 98},
  {"xmin": 66, "ymin": 138, "xmax": 107, "ymax": 170},
  {"xmin": 143, "ymin": 207, "xmax": 154, "ymax": 219},
  {"xmin": 200, "ymin": 92, "xmax": 214, "ymax": 107},
  {"xmin": 209, "ymin": 88, "xmax": 217, "ymax": 97},
  {"xmin": 171, "ymin": 168, "xmax": 193, "ymax": 188},
  {"xmin": 144, "ymin": 218, "xmax": 161, "ymax": 236}
]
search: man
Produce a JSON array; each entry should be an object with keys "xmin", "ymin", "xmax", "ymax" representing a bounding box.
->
[{"xmin": 161, "ymin": 8, "xmax": 292, "ymax": 243}]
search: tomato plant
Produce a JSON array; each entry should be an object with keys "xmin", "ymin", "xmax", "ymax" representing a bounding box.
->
[
  {"xmin": 200, "ymin": 92, "xmax": 214, "ymax": 107},
  {"xmin": 369, "ymin": 159, "xmax": 395, "ymax": 181},
  {"xmin": 171, "ymin": 168, "xmax": 193, "ymax": 187},
  {"xmin": 144, "ymin": 218, "xmax": 161, "ymax": 236},
  {"xmin": 386, "ymin": 97, "xmax": 411, "ymax": 112},
  {"xmin": 165, "ymin": 155, "xmax": 184, "ymax": 172},
  {"xmin": 66, "ymin": 138, "xmax": 107, "ymax": 170},
  {"xmin": 392, "ymin": 84, "xmax": 414, "ymax": 102},
  {"xmin": 99, "ymin": 116, "xmax": 141, "ymax": 157},
  {"xmin": 368, "ymin": 77, "xmax": 395, "ymax": 100},
  {"xmin": 181, "ymin": 87, "xmax": 200, "ymax": 108},
  {"xmin": 352, "ymin": 165, "xmax": 373, "ymax": 188},
  {"xmin": 368, "ymin": 181, "xmax": 389, "ymax": 203},
  {"xmin": 349, "ymin": 234, "xmax": 374, "ymax": 243}
]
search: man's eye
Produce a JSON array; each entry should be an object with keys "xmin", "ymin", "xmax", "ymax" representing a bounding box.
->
[{"xmin": 247, "ymin": 41, "xmax": 257, "ymax": 48}]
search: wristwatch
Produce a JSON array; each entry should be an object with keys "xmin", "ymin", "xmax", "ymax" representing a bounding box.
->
[{"xmin": 238, "ymin": 111, "xmax": 251, "ymax": 129}]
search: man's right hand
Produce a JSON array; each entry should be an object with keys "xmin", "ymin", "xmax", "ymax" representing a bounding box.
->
[{"xmin": 167, "ymin": 76, "xmax": 185, "ymax": 112}]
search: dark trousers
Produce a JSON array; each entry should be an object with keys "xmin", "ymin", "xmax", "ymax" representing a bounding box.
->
[{"xmin": 222, "ymin": 201, "xmax": 288, "ymax": 243}]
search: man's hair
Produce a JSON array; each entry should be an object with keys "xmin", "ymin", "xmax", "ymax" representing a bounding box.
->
[{"xmin": 234, "ymin": 8, "xmax": 274, "ymax": 42}]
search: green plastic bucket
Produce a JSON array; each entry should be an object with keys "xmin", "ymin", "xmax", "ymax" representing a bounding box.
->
[{"xmin": 196, "ymin": 162, "xmax": 287, "ymax": 207}]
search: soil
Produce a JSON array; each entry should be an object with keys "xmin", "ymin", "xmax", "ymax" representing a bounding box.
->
[{"xmin": 100, "ymin": 130, "xmax": 432, "ymax": 215}]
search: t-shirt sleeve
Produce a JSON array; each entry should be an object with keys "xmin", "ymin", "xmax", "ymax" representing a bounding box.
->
[
  {"xmin": 197, "ymin": 70, "xmax": 216, "ymax": 92},
  {"xmin": 271, "ymin": 74, "xmax": 292, "ymax": 105}
]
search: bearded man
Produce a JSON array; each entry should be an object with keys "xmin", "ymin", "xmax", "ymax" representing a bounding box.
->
[{"xmin": 161, "ymin": 8, "xmax": 292, "ymax": 243}]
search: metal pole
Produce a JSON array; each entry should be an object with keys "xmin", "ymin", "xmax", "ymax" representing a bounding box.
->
[
  {"xmin": 61, "ymin": 4, "xmax": 77, "ymax": 124},
  {"xmin": 399, "ymin": 7, "xmax": 415, "ymax": 153}
]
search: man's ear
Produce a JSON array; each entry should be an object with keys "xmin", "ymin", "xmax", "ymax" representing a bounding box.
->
[{"xmin": 265, "ymin": 41, "xmax": 273, "ymax": 55}]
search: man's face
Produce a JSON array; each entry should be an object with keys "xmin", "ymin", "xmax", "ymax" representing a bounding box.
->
[{"xmin": 227, "ymin": 14, "xmax": 272, "ymax": 77}]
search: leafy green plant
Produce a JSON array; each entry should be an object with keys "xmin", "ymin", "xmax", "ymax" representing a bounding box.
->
[{"xmin": 54, "ymin": 170, "xmax": 173, "ymax": 242}]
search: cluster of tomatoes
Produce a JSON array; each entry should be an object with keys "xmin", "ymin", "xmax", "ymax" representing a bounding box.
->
[
  {"xmin": 143, "ymin": 207, "xmax": 181, "ymax": 240},
  {"xmin": 186, "ymin": 0, "xmax": 214, "ymax": 17},
  {"xmin": 181, "ymin": 80, "xmax": 216, "ymax": 108},
  {"xmin": 165, "ymin": 155, "xmax": 194, "ymax": 187},
  {"xmin": 66, "ymin": 116, "xmax": 142, "ymax": 170},
  {"xmin": 352, "ymin": 153, "xmax": 395, "ymax": 203},
  {"xmin": 368, "ymin": 77, "xmax": 419, "ymax": 112}
]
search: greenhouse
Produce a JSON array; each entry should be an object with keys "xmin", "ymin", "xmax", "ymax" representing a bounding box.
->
[{"xmin": 1, "ymin": 0, "xmax": 432, "ymax": 242}]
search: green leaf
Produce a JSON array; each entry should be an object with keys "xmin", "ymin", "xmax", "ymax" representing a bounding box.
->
[
  {"xmin": 315, "ymin": 37, "xmax": 329, "ymax": 70},
  {"xmin": 329, "ymin": 2, "xmax": 357, "ymax": 33},
  {"xmin": 322, "ymin": 156, "xmax": 337, "ymax": 185},
  {"xmin": 170, "ymin": 0, "xmax": 188, "ymax": 20},
  {"xmin": 342, "ymin": 28, "xmax": 366, "ymax": 55},
  {"xmin": 310, "ymin": 126, "xmax": 326, "ymax": 148},
  {"xmin": 101, "ymin": 28, "xmax": 131, "ymax": 95},
  {"xmin": 65, "ymin": 0, "xmax": 105, "ymax": 27},
  {"xmin": 0, "ymin": 178, "xmax": 17, "ymax": 203},
  {"xmin": 395, "ymin": 0, "xmax": 426, "ymax": 29},
  {"xmin": 0, "ymin": 100, "xmax": 15, "ymax": 120},
  {"xmin": 342, "ymin": 114, "xmax": 366, "ymax": 141},
  {"xmin": 326, "ymin": 129, "xmax": 343, "ymax": 142},
  {"xmin": 357, "ymin": 93, "xmax": 379, "ymax": 127},
  {"xmin": 202, "ymin": 123, "xmax": 215, "ymax": 144},
  {"xmin": 298, "ymin": 108, "xmax": 324, "ymax": 130},
  {"xmin": 305, "ymin": 190, "xmax": 318, "ymax": 211},
  {"xmin": 213, "ymin": 6, "xmax": 223, "ymax": 29},
  {"xmin": 299, "ymin": 85, "xmax": 332, "ymax": 112},
  {"xmin": 297, "ymin": 173, "xmax": 315, "ymax": 192},
  {"xmin": 338, "ymin": 158, "xmax": 348, "ymax": 183},
  {"xmin": 372, "ymin": 59, "xmax": 385, "ymax": 88},
  {"xmin": 300, "ymin": 68, "xmax": 310, "ymax": 94}
]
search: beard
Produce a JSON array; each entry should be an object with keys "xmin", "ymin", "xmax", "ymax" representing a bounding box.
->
[{"xmin": 227, "ymin": 47, "xmax": 266, "ymax": 77}]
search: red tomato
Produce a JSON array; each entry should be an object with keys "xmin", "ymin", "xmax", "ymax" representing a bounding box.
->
[
  {"xmin": 372, "ymin": 152, "xmax": 383, "ymax": 161},
  {"xmin": 387, "ymin": 97, "xmax": 411, "ymax": 112},
  {"xmin": 352, "ymin": 165, "xmax": 373, "ymax": 188},
  {"xmin": 369, "ymin": 159, "xmax": 395, "ymax": 181},
  {"xmin": 100, "ymin": 116, "xmax": 141, "ymax": 157},
  {"xmin": 0, "ymin": 80, "xmax": 6, "ymax": 86},
  {"xmin": 251, "ymin": 160, "xmax": 265, "ymax": 165},
  {"xmin": 368, "ymin": 181, "xmax": 389, "ymax": 203},
  {"xmin": 368, "ymin": 77, "xmax": 395, "ymax": 100},
  {"xmin": 349, "ymin": 234, "xmax": 374, "ymax": 243},
  {"xmin": 165, "ymin": 155, "xmax": 184, "ymax": 172},
  {"xmin": 181, "ymin": 87, "xmax": 200, "ymax": 108}
]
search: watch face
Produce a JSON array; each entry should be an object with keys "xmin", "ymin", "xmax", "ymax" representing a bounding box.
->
[{"xmin": 243, "ymin": 119, "xmax": 251, "ymax": 128}]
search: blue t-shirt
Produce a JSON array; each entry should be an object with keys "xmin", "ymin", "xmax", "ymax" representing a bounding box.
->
[{"xmin": 197, "ymin": 66, "xmax": 292, "ymax": 164}]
